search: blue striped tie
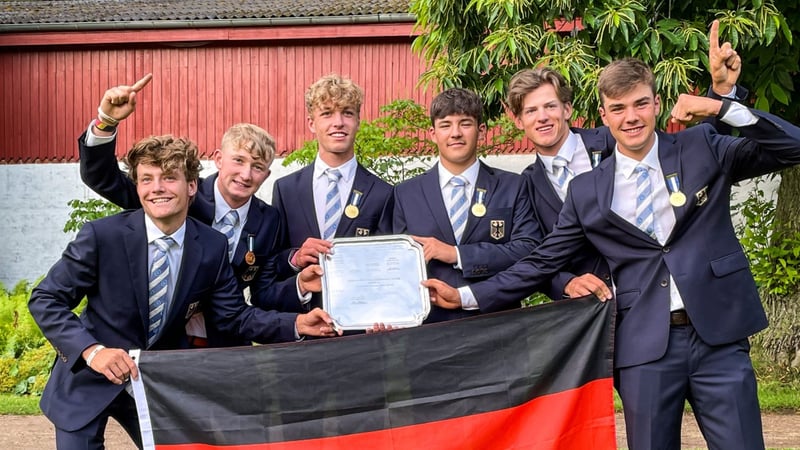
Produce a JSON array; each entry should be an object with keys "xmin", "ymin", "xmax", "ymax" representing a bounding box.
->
[
  {"xmin": 323, "ymin": 169, "xmax": 342, "ymax": 240},
  {"xmin": 148, "ymin": 237, "xmax": 174, "ymax": 347},
  {"xmin": 634, "ymin": 164, "xmax": 656, "ymax": 239},
  {"xmin": 552, "ymin": 155, "xmax": 571, "ymax": 190},
  {"xmin": 448, "ymin": 176, "xmax": 468, "ymax": 243},
  {"xmin": 218, "ymin": 210, "xmax": 239, "ymax": 262}
]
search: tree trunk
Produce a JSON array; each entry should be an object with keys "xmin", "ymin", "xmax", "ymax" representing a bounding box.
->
[{"xmin": 752, "ymin": 166, "xmax": 800, "ymax": 369}]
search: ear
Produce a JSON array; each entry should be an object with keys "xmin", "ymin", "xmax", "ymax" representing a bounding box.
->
[
  {"xmin": 598, "ymin": 106, "xmax": 609, "ymax": 126},
  {"xmin": 478, "ymin": 123, "xmax": 487, "ymax": 140},
  {"xmin": 307, "ymin": 115, "xmax": 316, "ymax": 134},
  {"xmin": 654, "ymin": 94, "xmax": 661, "ymax": 115},
  {"xmin": 564, "ymin": 102, "xmax": 573, "ymax": 119},
  {"xmin": 188, "ymin": 179, "xmax": 198, "ymax": 197},
  {"xmin": 428, "ymin": 126, "xmax": 436, "ymax": 140},
  {"xmin": 212, "ymin": 149, "xmax": 223, "ymax": 169}
]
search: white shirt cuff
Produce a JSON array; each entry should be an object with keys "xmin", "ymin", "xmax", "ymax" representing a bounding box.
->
[
  {"xmin": 458, "ymin": 286, "xmax": 479, "ymax": 310},
  {"xmin": 721, "ymin": 101, "xmax": 758, "ymax": 127},
  {"xmin": 295, "ymin": 276, "xmax": 312, "ymax": 305}
]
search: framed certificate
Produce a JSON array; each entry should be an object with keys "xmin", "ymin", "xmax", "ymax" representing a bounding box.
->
[{"xmin": 320, "ymin": 235, "xmax": 430, "ymax": 330}]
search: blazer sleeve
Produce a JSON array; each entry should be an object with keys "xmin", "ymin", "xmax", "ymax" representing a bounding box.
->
[
  {"xmin": 205, "ymin": 251, "xmax": 299, "ymax": 344},
  {"xmin": 472, "ymin": 187, "xmax": 590, "ymax": 313},
  {"xmin": 457, "ymin": 179, "xmax": 543, "ymax": 278},
  {"xmin": 28, "ymin": 224, "xmax": 103, "ymax": 371},
  {"xmin": 716, "ymin": 108, "xmax": 800, "ymax": 182},
  {"xmin": 78, "ymin": 132, "xmax": 142, "ymax": 209}
]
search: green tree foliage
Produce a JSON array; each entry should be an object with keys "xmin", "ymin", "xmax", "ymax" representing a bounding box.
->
[
  {"xmin": 63, "ymin": 198, "xmax": 121, "ymax": 233},
  {"xmin": 411, "ymin": 0, "xmax": 795, "ymax": 126}
]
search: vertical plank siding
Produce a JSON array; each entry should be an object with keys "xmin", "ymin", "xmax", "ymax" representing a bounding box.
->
[{"xmin": 0, "ymin": 38, "xmax": 435, "ymax": 162}]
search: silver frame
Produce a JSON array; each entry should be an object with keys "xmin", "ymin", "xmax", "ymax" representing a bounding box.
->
[{"xmin": 320, "ymin": 234, "xmax": 430, "ymax": 330}]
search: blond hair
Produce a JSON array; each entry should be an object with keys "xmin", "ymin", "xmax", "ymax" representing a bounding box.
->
[
  {"xmin": 304, "ymin": 73, "xmax": 364, "ymax": 114},
  {"xmin": 221, "ymin": 123, "xmax": 276, "ymax": 164}
]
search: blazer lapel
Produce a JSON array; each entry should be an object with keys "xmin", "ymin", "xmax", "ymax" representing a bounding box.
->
[
  {"xmin": 236, "ymin": 203, "xmax": 264, "ymax": 263},
  {"xmin": 122, "ymin": 210, "xmax": 152, "ymax": 341},
  {"xmin": 656, "ymin": 131, "xmax": 687, "ymax": 241},
  {"xmin": 190, "ymin": 175, "xmax": 217, "ymax": 224},
  {"xmin": 421, "ymin": 165, "xmax": 457, "ymax": 242},
  {"xmin": 164, "ymin": 220, "xmax": 202, "ymax": 333},
  {"xmin": 461, "ymin": 162, "xmax": 498, "ymax": 243},
  {"xmin": 336, "ymin": 165, "xmax": 376, "ymax": 237},
  {"xmin": 297, "ymin": 166, "xmax": 322, "ymax": 238},
  {"xmin": 530, "ymin": 157, "xmax": 564, "ymax": 221}
]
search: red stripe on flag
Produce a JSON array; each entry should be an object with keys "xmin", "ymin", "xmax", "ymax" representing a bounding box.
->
[{"xmin": 156, "ymin": 378, "xmax": 616, "ymax": 450}]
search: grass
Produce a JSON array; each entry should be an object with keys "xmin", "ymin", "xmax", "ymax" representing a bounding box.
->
[{"xmin": 0, "ymin": 394, "xmax": 40, "ymax": 415}]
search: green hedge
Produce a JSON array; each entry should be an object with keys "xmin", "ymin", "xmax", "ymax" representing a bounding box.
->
[{"xmin": 0, "ymin": 281, "xmax": 53, "ymax": 396}]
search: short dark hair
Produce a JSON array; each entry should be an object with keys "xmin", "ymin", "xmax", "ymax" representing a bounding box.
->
[
  {"xmin": 506, "ymin": 68, "xmax": 573, "ymax": 117},
  {"xmin": 123, "ymin": 135, "xmax": 202, "ymax": 183},
  {"xmin": 430, "ymin": 88, "xmax": 483, "ymax": 125}
]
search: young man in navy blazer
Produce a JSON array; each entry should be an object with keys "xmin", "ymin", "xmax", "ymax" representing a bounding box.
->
[
  {"xmin": 424, "ymin": 56, "xmax": 800, "ymax": 449},
  {"xmin": 79, "ymin": 75, "xmax": 316, "ymax": 347},
  {"xmin": 271, "ymin": 74, "xmax": 394, "ymax": 310},
  {"xmin": 30, "ymin": 135, "xmax": 339, "ymax": 449},
  {"xmin": 507, "ymin": 21, "xmax": 746, "ymax": 301},
  {"xmin": 393, "ymin": 88, "xmax": 542, "ymax": 323}
]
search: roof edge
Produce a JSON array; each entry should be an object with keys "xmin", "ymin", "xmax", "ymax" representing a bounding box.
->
[{"xmin": 0, "ymin": 13, "xmax": 417, "ymax": 33}]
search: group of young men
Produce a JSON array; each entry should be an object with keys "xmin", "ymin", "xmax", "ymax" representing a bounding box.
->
[{"xmin": 28, "ymin": 20, "xmax": 800, "ymax": 450}]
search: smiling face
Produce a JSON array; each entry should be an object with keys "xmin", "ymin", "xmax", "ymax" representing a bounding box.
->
[
  {"xmin": 599, "ymin": 82, "xmax": 660, "ymax": 160},
  {"xmin": 213, "ymin": 143, "xmax": 271, "ymax": 208},
  {"xmin": 308, "ymin": 103, "xmax": 360, "ymax": 165},
  {"xmin": 136, "ymin": 164, "xmax": 197, "ymax": 235},
  {"xmin": 430, "ymin": 113, "xmax": 485, "ymax": 174},
  {"xmin": 514, "ymin": 83, "xmax": 573, "ymax": 156}
]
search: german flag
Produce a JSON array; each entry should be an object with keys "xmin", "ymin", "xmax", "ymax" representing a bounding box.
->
[{"xmin": 132, "ymin": 296, "xmax": 616, "ymax": 449}]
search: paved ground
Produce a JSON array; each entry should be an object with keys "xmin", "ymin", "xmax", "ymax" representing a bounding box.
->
[{"xmin": 2, "ymin": 412, "xmax": 799, "ymax": 449}]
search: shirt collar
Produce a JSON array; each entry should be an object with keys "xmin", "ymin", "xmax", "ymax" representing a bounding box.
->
[
  {"xmin": 437, "ymin": 159, "xmax": 480, "ymax": 190},
  {"xmin": 615, "ymin": 134, "xmax": 661, "ymax": 179},
  {"xmin": 539, "ymin": 130, "xmax": 578, "ymax": 174},
  {"xmin": 313, "ymin": 155, "xmax": 358, "ymax": 183},
  {"xmin": 144, "ymin": 214, "xmax": 186, "ymax": 248},
  {"xmin": 213, "ymin": 180, "xmax": 252, "ymax": 225}
]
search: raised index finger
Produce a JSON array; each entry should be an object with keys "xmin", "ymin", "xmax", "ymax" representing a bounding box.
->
[
  {"xmin": 709, "ymin": 20, "xmax": 720, "ymax": 52},
  {"xmin": 131, "ymin": 73, "xmax": 153, "ymax": 92}
]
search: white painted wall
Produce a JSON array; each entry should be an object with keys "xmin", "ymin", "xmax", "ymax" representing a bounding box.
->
[{"xmin": 0, "ymin": 154, "xmax": 778, "ymax": 288}]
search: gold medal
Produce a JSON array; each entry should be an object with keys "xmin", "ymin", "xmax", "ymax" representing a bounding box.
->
[
  {"xmin": 345, "ymin": 204, "xmax": 359, "ymax": 219},
  {"xmin": 472, "ymin": 188, "xmax": 487, "ymax": 217},
  {"xmin": 669, "ymin": 191, "xmax": 686, "ymax": 207},
  {"xmin": 245, "ymin": 251, "xmax": 256, "ymax": 265}
]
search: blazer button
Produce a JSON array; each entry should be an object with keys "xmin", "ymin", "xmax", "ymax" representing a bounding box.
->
[
  {"xmin": 662, "ymin": 246, "xmax": 670, "ymax": 253},
  {"xmin": 660, "ymin": 279, "xmax": 668, "ymax": 287}
]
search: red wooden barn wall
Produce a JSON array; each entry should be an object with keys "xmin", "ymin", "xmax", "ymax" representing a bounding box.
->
[{"xmin": 0, "ymin": 24, "xmax": 435, "ymax": 163}]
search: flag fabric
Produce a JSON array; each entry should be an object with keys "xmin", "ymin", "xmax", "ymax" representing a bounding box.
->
[{"xmin": 132, "ymin": 296, "xmax": 616, "ymax": 449}]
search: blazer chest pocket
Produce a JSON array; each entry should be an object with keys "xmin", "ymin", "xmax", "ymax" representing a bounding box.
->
[{"xmin": 710, "ymin": 251, "xmax": 750, "ymax": 278}]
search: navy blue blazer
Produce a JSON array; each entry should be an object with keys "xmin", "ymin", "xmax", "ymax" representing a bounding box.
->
[
  {"xmin": 521, "ymin": 127, "xmax": 614, "ymax": 299},
  {"xmin": 29, "ymin": 211, "xmax": 300, "ymax": 432},
  {"xmin": 393, "ymin": 161, "xmax": 543, "ymax": 323},
  {"xmin": 78, "ymin": 133, "xmax": 301, "ymax": 335},
  {"xmin": 470, "ymin": 108, "xmax": 800, "ymax": 369},
  {"xmin": 271, "ymin": 163, "xmax": 394, "ymax": 282}
]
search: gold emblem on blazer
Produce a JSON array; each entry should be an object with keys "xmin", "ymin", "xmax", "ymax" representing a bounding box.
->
[
  {"xmin": 695, "ymin": 186, "xmax": 709, "ymax": 206},
  {"xmin": 184, "ymin": 301, "xmax": 200, "ymax": 319},
  {"xmin": 241, "ymin": 265, "xmax": 259, "ymax": 282},
  {"xmin": 490, "ymin": 220, "xmax": 505, "ymax": 240},
  {"xmin": 356, "ymin": 227, "xmax": 370, "ymax": 237}
]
